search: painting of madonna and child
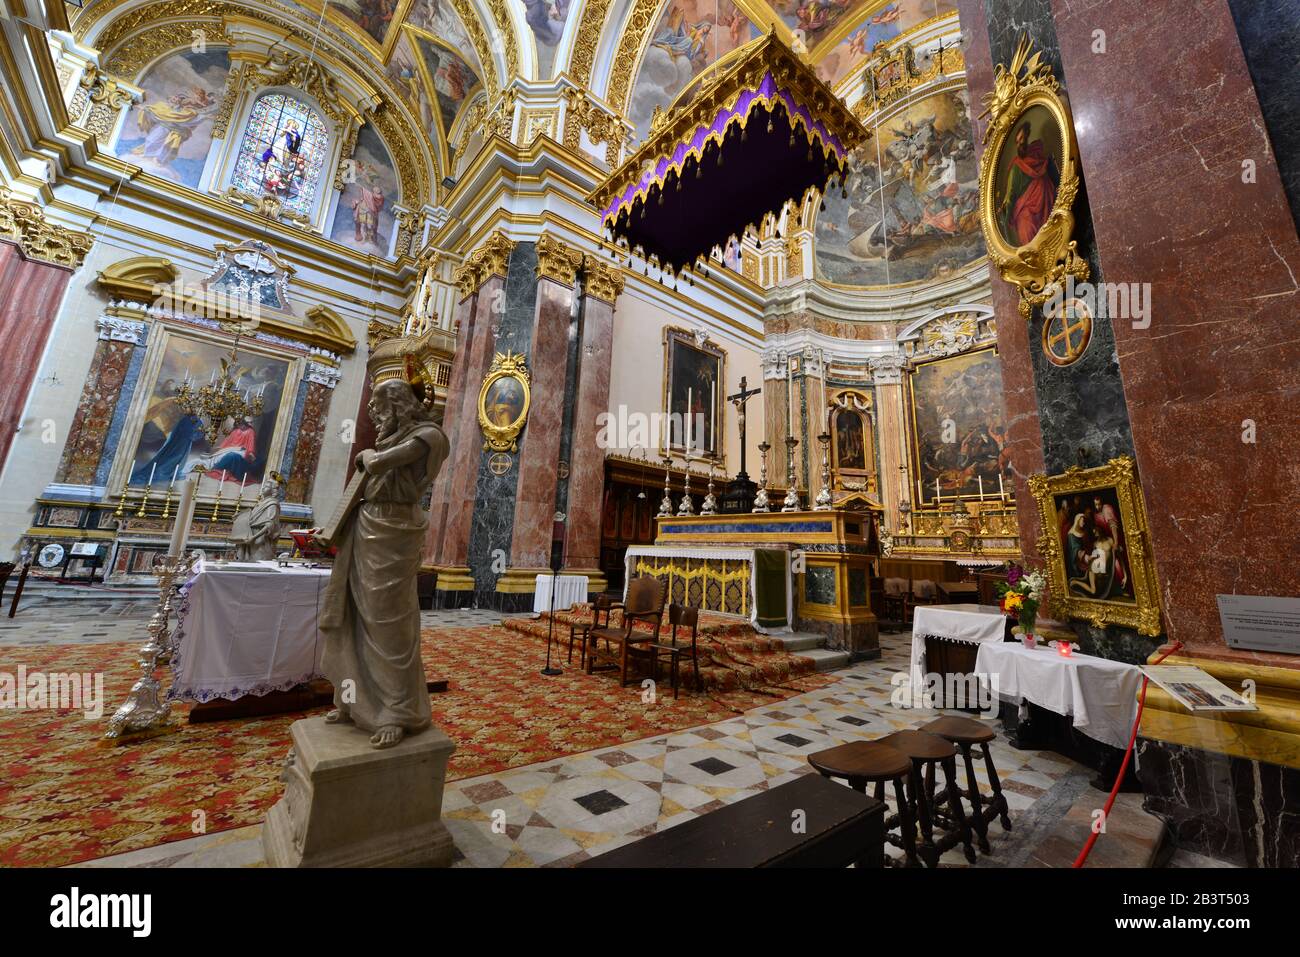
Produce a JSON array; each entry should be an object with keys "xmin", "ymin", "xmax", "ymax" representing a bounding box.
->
[
  {"xmin": 125, "ymin": 337, "xmax": 291, "ymax": 494},
  {"xmin": 1053, "ymin": 487, "xmax": 1135, "ymax": 603}
]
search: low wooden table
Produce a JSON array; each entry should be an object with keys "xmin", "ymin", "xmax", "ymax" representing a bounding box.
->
[{"xmin": 578, "ymin": 773, "xmax": 884, "ymax": 868}]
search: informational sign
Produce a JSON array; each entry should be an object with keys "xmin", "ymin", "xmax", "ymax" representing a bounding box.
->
[
  {"xmin": 1140, "ymin": 665, "xmax": 1256, "ymax": 713},
  {"xmin": 1217, "ymin": 595, "xmax": 1300, "ymax": 655},
  {"xmin": 70, "ymin": 542, "xmax": 100, "ymax": 557}
]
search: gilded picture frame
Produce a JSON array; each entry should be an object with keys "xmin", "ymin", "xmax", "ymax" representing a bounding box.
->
[
  {"xmin": 828, "ymin": 389, "xmax": 876, "ymax": 491},
  {"xmin": 976, "ymin": 35, "xmax": 1089, "ymax": 318},
  {"xmin": 1028, "ymin": 455, "xmax": 1162, "ymax": 636},
  {"xmin": 477, "ymin": 351, "xmax": 531, "ymax": 453},
  {"xmin": 661, "ymin": 327, "xmax": 726, "ymax": 463}
]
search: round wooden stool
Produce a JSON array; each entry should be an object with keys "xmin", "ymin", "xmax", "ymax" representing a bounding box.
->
[
  {"xmin": 806, "ymin": 741, "xmax": 919, "ymax": 867},
  {"xmin": 877, "ymin": 730, "xmax": 977, "ymax": 867},
  {"xmin": 920, "ymin": 715, "xmax": 1011, "ymax": 854}
]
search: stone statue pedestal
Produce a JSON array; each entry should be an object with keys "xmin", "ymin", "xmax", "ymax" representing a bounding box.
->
[{"xmin": 262, "ymin": 716, "xmax": 456, "ymax": 868}]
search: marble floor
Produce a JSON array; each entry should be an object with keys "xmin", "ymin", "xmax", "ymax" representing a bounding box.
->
[{"xmin": 7, "ymin": 598, "xmax": 1224, "ymax": 869}]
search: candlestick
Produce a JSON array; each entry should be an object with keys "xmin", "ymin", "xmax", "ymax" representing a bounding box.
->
[
  {"xmin": 782, "ymin": 435, "xmax": 800, "ymax": 512},
  {"xmin": 657, "ymin": 457, "xmax": 674, "ymax": 518},
  {"xmin": 169, "ymin": 474, "xmax": 198, "ymax": 557},
  {"xmin": 753, "ymin": 441, "xmax": 772, "ymax": 513},
  {"xmin": 135, "ymin": 482, "xmax": 151, "ymax": 518},
  {"xmin": 700, "ymin": 463, "xmax": 718, "ymax": 516},
  {"xmin": 676, "ymin": 463, "xmax": 695, "ymax": 516},
  {"xmin": 813, "ymin": 431, "xmax": 833, "ymax": 510},
  {"xmin": 210, "ymin": 485, "xmax": 223, "ymax": 522}
]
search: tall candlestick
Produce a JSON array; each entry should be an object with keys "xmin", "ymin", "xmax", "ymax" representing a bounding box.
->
[
  {"xmin": 685, "ymin": 387, "xmax": 692, "ymax": 454},
  {"xmin": 787, "ymin": 362, "xmax": 794, "ymax": 436}
]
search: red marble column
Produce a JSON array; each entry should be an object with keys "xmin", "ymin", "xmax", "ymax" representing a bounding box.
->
[
  {"xmin": 344, "ymin": 375, "xmax": 374, "ymax": 487},
  {"xmin": 436, "ymin": 276, "xmax": 504, "ymax": 572},
  {"xmin": 425, "ymin": 293, "xmax": 477, "ymax": 566},
  {"xmin": 955, "ymin": 0, "xmax": 1048, "ymax": 560},
  {"xmin": 1051, "ymin": 0, "xmax": 1300, "ymax": 660},
  {"xmin": 508, "ymin": 279, "xmax": 571, "ymax": 571},
  {"xmin": 0, "ymin": 243, "xmax": 72, "ymax": 474},
  {"xmin": 563, "ymin": 291, "xmax": 615, "ymax": 586}
]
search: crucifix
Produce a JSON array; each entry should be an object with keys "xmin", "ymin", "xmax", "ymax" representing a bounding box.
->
[{"xmin": 728, "ymin": 375, "xmax": 762, "ymax": 480}]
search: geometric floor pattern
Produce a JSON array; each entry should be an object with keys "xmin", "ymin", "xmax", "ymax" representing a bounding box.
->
[{"xmin": 80, "ymin": 632, "xmax": 1105, "ymax": 868}]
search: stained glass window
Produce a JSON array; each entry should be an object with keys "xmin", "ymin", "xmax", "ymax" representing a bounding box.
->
[{"xmin": 230, "ymin": 92, "xmax": 330, "ymax": 218}]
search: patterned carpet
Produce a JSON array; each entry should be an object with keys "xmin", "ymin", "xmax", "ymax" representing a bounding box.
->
[
  {"xmin": 0, "ymin": 623, "xmax": 833, "ymax": 867},
  {"xmin": 503, "ymin": 605, "xmax": 820, "ymax": 692}
]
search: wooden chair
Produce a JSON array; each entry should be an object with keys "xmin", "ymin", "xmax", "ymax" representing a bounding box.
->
[
  {"xmin": 649, "ymin": 604, "xmax": 700, "ymax": 698},
  {"xmin": 568, "ymin": 595, "xmax": 620, "ymax": 669},
  {"xmin": 585, "ymin": 576, "xmax": 665, "ymax": 686}
]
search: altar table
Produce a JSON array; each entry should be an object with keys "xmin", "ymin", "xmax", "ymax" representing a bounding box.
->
[
  {"xmin": 533, "ymin": 573, "xmax": 589, "ymax": 614},
  {"xmin": 624, "ymin": 545, "xmax": 791, "ymax": 633},
  {"xmin": 909, "ymin": 603, "xmax": 1007, "ymax": 689},
  {"xmin": 974, "ymin": 641, "xmax": 1142, "ymax": 750},
  {"xmin": 167, "ymin": 559, "xmax": 330, "ymax": 703}
]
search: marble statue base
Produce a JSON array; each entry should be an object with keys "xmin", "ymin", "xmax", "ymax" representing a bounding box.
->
[{"xmin": 262, "ymin": 716, "xmax": 456, "ymax": 868}]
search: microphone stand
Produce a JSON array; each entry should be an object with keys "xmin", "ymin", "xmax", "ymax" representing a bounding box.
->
[{"xmin": 541, "ymin": 564, "xmax": 562, "ymax": 676}]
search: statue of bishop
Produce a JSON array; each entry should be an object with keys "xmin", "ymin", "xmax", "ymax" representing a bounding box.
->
[{"xmin": 314, "ymin": 379, "xmax": 449, "ymax": 749}]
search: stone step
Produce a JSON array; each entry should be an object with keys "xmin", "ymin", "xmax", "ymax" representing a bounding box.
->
[
  {"xmin": 1026, "ymin": 791, "xmax": 1168, "ymax": 868},
  {"xmin": 798, "ymin": 647, "xmax": 851, "ymax": 672},
  {"xmin": 776, "ymin": 632, "xmax": 825, "ymax": 652}
]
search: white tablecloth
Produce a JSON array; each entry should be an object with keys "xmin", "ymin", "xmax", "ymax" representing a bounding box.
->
[
  {"xmin": 975, "ymin": 641, "xmax": 1143, "ymax": 749},
  {"xmin": 167, "ymin": 560, "xmax": 331, "ymax": 703},
  {"xmin": 533, "ymin": 573, "xmax": 589, "ymax": 614},
  {"xmin": 910, "ymin": 604, "xmax": 1007, "ymax": 688}
]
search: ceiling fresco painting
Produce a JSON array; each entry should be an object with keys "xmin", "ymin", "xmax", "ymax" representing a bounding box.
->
[
  {"xmin": 407, "ymin": 0, "xmax": 487, "ymax": 78},
  {"xmin": 815, "ymin": 86, "xmax": 984, "ymax": 287},
  {"xmin": 413, "ymin": 31, "xmax": 483, "ymax": 140},
  {"xmin": 816, "ymin": 0, "xmax": 954, "ymax": 87},
  {"xmin": 518, "ymin": 0, "xmax": 577, "ymax": 77}
]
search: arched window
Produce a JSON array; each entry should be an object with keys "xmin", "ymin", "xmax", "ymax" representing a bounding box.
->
[{"xmin": 230, "ymin": 92, "xmax": 330, "ymax": 218}]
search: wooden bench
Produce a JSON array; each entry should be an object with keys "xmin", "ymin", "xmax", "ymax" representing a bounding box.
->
[{"xmin": 578, "ymin": 773, "xmax": 885, "ymax": 868}]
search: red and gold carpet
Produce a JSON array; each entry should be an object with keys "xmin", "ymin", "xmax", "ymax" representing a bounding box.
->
[{"xmin": 0, "ymin": 622, "xmax": 833, "ymax": 867}]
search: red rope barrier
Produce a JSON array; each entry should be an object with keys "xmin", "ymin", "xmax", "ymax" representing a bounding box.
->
[{"xmin": 1072, "ymin": 640, "xmax": 1182, "ymax": 868}]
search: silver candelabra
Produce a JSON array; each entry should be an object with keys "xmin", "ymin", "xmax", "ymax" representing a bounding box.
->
[
  {"xmin": 753, "ymin": 440, "xmax": 772, "ymax": 512},
  {"xmin": 814, "ymin": 431, "xmax": 833, "ymax": 510},
  {"xmin": 781, "ymin": 436, "xmax": 801, "ymax": 512}
]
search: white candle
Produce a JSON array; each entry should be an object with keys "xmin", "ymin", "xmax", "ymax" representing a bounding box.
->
[
  {"xmin": 685, "ymin": 387, "xmax": 692, "ymax": 452},
  {"xmin": 935, "ymin": 478, "xmax": 941, "ymax": 502},
  {"xmin": 709, "ymin": 382, "xmax": 714, "ymax": 454},
  {"xmin": 168, "ymin": 475, "xmax": 197, "ymax": 557},
  {"xmin": 917, "ymin": 478, "xmax": 923, "ymax": 503},
  {"xmin": 978, "ymin": 475, "xmax": 984, "ymax": 501},
  {"xmin": 217, "ymin": 473, "xmax": 225, "ymax": 497},
  {"xmin": 999, "ymin": 473, "xmax": 1005, "ymax": 500},
  {"xmin": 170, "ymin": 465, "xmax": 179, "ymax": 487},
  {"xmin": 126, "ymin": 460, "xmax": 136, "ymax": 488},
  {"xmin": 147, "ymin": 462, "xmax": 157, "ymax": 488}
]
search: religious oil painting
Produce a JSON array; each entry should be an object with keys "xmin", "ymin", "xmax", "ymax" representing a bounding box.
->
[
  {"xmin": 627, "ymin": 0, "xmax": 756, "ymax": 142},
  {"xmin": 329, "ymin": 125, "xmax": 399, "ymax": 257},
  {"xmin": 125, "ymin": 334, "xmax": 292, "ymax": 492},
  {"xmin": 663, "ymin": 329, "xmax": 724, "ymax": 459},
  {"xmin": 478, "ymin": 353, "xmax": 532, "ymax": 453},
  {"xmin": 833, "ymin": 407, "xmax": 871, "ymax": 473},
  {"xmin": 816, "ymin": 1, "xmax": 958, "ymax": 87},
  {"xmin": 991, "ymin": 103, "xmax": 1063, "ymax": 248},
  {"xmin": 333, "ymin": 0, "xmax": 403, "ymax": 48},
  {"xmin": 907, "ymin": 347, "xmax": 1011, "ymax": 506},
  {"xmin": 114, "ymin": 48, "xmax": 231, "ymax": 188},
  {"xmin": 409, "ymin": 0, "xmax": 482, "ymax": 73},
  {"xmin": 483, "ymin": 377, "xmax": 526, "ymax": 429},
  {"xmin": 814, "ymin": 88, "xmax": 984, "ymax": 287},
  {"xmin": 387, "ymin": 32, "xmax": 439, "ymax": 140},
  {"xmin": 520, "ymin": 0, "xmax": 576, "ymax": 78},
  {"xmin": 1029, "ymin": 457, "xmax": 1162, "ymax": 636},
  {"xmin": 414, "ymin": 33, "xmax": 481, "ymax": 140}
]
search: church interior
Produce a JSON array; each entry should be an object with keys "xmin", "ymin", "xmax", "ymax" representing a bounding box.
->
[{"xmin": 0, "ymin": 0, "xmax": 1297, "ymax": 885}]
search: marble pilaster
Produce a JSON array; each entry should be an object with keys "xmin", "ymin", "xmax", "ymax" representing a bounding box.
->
[
  {"xmin": 426, "ymin": 292, "xmax": 478, "ymax": 570},
  {"xmin": 564, "ymin": 291, "xmax": 615, "ymax": 589}
]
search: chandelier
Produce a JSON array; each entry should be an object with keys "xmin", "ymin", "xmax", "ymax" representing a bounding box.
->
[
  {"xmin": 176, "ymin": 341, "xmax": 266, "ymax": 445},
  {"xmin": 589, "ymin": 29, "xmax": 869, "ymax": 280}
]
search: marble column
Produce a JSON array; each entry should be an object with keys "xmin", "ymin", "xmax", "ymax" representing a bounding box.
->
[
  {"xmin": 1050, "ymin": 0, "xmax": 1300, "ymax": 657},
  {"xmin": 562, "ymin": 259, "xmax": 621, "ymax": 594},
  {"xmin": 871, "ymin": 367, "xmax": 906, "ymax": 532},
  {"xmin": 0, "ymin": 243, "xmax": 72, "ymax": 473},
  {"xmin": 56, "ymin": 316, "xmax": 144, "ymax": 486},
  {"xmin": 344, "ymin": 375, "xmax": 375, "ymax": 487},
  {"xmin": 426, "ymin": 291, "xmax": 477, "ymax": 570}
]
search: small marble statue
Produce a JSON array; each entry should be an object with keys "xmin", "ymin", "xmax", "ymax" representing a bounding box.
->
[
  {"xmin": 315, "ymin": 379, "xmax": 449, "ymax": 749},
  {"xmin": 229, "ymin": 476, "xmax": 283, "ymax": 561}
]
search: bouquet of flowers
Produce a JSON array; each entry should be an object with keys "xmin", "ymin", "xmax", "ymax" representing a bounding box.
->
[{"xmin": 997, "ymin": 563, "xmax": 1047, "ymax": 634}]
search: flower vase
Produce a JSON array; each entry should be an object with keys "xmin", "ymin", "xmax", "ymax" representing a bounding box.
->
[{"xmin": 1022, "ymin": 632, "xmax": 1037, "ymax": 649}]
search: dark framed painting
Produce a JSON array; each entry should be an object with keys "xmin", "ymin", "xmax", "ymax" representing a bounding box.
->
[
  {"xmin": 990, "ymin": 102, "xmax": 1064, "ymax": 249},
  {"xmin": 662, "ymin": 328, "xmax": 725, "ymax": 460},
  {"xmin": 829, "ymin": 390, "xmax": 875, "ymax": 488},
  {"xmin": 907, "ymin": 347, "xmax": 1012, "ymax": 507}
]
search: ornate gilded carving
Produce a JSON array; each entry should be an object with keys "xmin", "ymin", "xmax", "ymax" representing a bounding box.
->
[
  {"xmin": 1029, "ymin": 456, "xmax": 1163, "ymax": 637},
  {"xmin": 0, "ymin": 188, "xmax": 94, "ymax": 270},
  {"xmin": 854, "ymin": 41, "xmax": 966, "ymax": 117},
  {"xmin": 452, "ymin": 230, "xmax": 515, "ymax": 298},
  {"xmin": 484, "ymin": 0, "xmax": 521, "ymax": 83},
  {"xmin": 535, "ymin": 234, "xmax": 583, "ymax": 285},
  {"xmin": 264, "ymin": 52, "xmax": 348, "ymax": 124},
  {"xmin": 606, "ymin": 0, "xmax": 659, "ymax": 114},
  {"xmin": 563, "ymin": 87, "xmax": 625, "ymax": 166},
  {"xmin": 581, "ymin": 255, "xmax": 625, "ymax": 304},
  {"xmin": 211, "ymin": 62, "xmax": 255, "ymax": 140},
  {"xmin": 569, "ymin": 0, "xmax": 613, "ymax": 89},
  {"xmin": 103, "ymin": 18, "xmax": 233, "ymax": 80},
  {"xmin": 977, "ymin": 35, "xmax": 1087, "ymax": 319},
  {"xmin": 478, "ymin": 352, "xmax": 530, "ymax": 452},
  {"xmin": 448, "ymin": 0, "xmax": 504, "ymax": 91}
]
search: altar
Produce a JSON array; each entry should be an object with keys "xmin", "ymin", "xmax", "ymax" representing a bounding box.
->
[{"xmin": 624, "ymin": 545, "xmax": 791, "ymax": 632}]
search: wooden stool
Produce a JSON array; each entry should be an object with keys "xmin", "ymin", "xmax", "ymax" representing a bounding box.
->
[
  {"xmin": 877, "ymin": 730, "xmax": 977, "ymax": 867},
  {"xmin": 807, "ymin": 741, "xmax": 918, "ymax": 868},
  {"xmin": 920, "ymin": 715, "xmax": 1012, "ymax": 854}
]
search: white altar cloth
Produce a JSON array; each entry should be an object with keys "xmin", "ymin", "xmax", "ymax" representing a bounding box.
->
[
  {"xmin": 623, "ymin": 545, "xmax": 792, "ymax": 634},
  {"xmin": 910, "ymin": 604, "xmax": 1007, "ymax": 688},
  {"xmin": 975, "ymin": 641, "xmax": 1142, "ymax": 749},
  {"xmin": 533, "ymin": 573, "xmax": 589, "ymax": 614},
  {"xmin": 167, "ymin": 559, "xmax": 330, "ymax": 703}
]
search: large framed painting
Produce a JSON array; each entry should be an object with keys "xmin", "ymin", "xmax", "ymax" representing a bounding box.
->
[
  {"xmin": 115, "ymin": 327, "xmax": 301, "ymax": 496},
  {"xmin": 1029, "ymin": 456, "xmax": 1162, "ymax": 636},
  {"xmin": 907, "ymin": 347, "xmax": 1012, "ymax": 507},
  {"xmin": 477, "ymin": 352, "xmax": 531, "ymax": 453},
  {"xmin": 976, "ymin": 35, "xmax": 1086, "ymax": 318},
  {"xmin": 829, "ymin": 389, "xmax": 875, "ymax": 490},
  {"xmin": 662, "ymin": 328, "xmax": 725, "ymax": 461}
]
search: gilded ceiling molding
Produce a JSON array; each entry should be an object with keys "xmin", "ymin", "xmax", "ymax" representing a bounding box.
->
[
  {"xmin": 535, "ymin": 233, "xmax": 583, "ymax": 286},
  {"xmin": 853, "ymin": 42, "xmax": 966, "ymax": 119},
  {"xmin": 70, "ymin": 65, "xmax": 138, "ymax": 144},
  {"xmin": 484, "ymin": 0, "xmax": 522, "ymax": 83},
  {"xmin": 0, "ymin": 189, "xmax": 94, "ymax": 270},
  {"xmin": 96, "ymin": 255, "xmax": 180, "ymax": 302},
  {"xmin": 581, "ymin": 255, "xmax": 625, "ymax": 304},
  {"xmin": 103, "ymin": 19, "xmax": 234, "ymax": 79},
  {"xmin": 452, "ymin": 230, "xmax": 515, "ymax": 298},
  {"xmin": 605, "ymin": 0, "xmax": 660, "ymax": 114},
  {"xmin": 264, "ymin": 52, "xmax": 353, "ymax": 125},
  {"xmin": 449, "ymin": 0, "xmax": 504, "ymax": 91},
  {"xmin": 211, "ymin": 62, "xmax": 257, "ymax": 140},
  {"xmin": 562, "ymin": 87, "xmax": 625, "ymax": 166},
  {"xmin": 568, "ymin": 0, "xmax": 613, "ymax": 88}
]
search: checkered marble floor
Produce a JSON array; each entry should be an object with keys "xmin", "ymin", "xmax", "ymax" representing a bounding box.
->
[{"xmin": 77, "ymin": 630, "xmax": 1105, "ymax": 869}]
